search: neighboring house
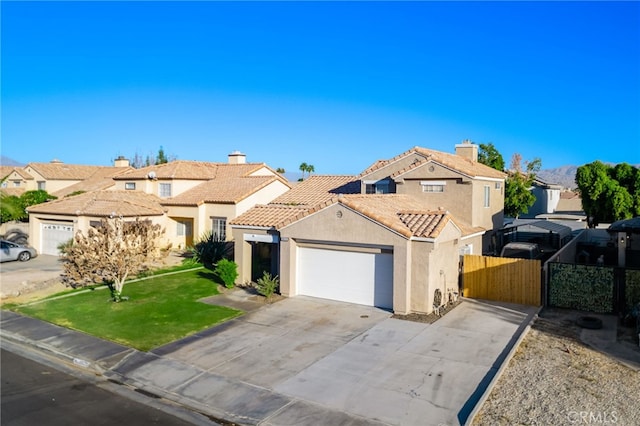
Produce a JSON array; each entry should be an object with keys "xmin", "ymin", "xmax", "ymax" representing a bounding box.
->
[
  {"xmin": 27, "ymin": 152, "xmax": 291, "ymax": 254},
  {"xmin": 111, "ymin": 153, "xmax": 291, "ymax": 249},
  {"xmin": 1, "ymin": 167, "xmax": 34, "ymax": 195},
  {"xmin": 357, "ymin": 141, "xmax": 506, "ymax": 252},
  {"xmin": 521, "ymin": 177, "xmax": 562, "ymax": 219},
  {"xmin": 27, "ymin": 191, "xmax": 167, "ymax": 256},
  {"xmin": 1, "ymin": 157, "xmax": 132, "ymax": 196},
  {"xmin": 231, "ymin": 175, "xmax": 362, "ymax": 282},
  {"xmin": 231, "ymin": 142, "xmax": 504, "ymax": 315}
]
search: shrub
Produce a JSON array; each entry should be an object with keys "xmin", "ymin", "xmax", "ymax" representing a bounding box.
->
[
  {"xmin": 215, "ymin": 259, "xmax": 238, "ymax": 289},
  {"xmin": 256, "ymin": 272, "xmax": 279, "ymax": 300},
  {"xmin": 190, "ymin": 230, "xmax": 232, "ymax": 270}
]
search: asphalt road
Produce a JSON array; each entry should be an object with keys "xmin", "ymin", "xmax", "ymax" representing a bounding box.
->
[{"xmin": 0, "ymin": 348, "xmax": 213, "ymax": 426}]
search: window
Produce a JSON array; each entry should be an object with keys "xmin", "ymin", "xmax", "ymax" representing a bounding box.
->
[
  {"xmin": 495, "ymin": 182, "xmax": 501, "ymax": 190},
  {"xmin": 13, "ymin": 181, "xmax": 20, "ymax": 187},
  {"xmin": 37, "ymin": 181, "xmax": 46, "ymax": 190},
  {"xmin": 125, "ymin": 182, "xmax": 136, "ymax": 190},
  {"xmin": 365, "ymin": 180, "xmax": 390, "ymax": 194},
  {"xmin": 421, "ymin": 181, "xmax": 446, "ymax": 193},
  {"xmin": 159, "ymin": 183, "xmax": 172, "ymax": 197},
  {"xmin": 176, "ymin": 220, "xmax": 192, "ymax": 237},
  {"xmin": 484, "ymin": 185, "xmax": 490, "ymax": 207},
  {"xmin": 211, "ymin": 217, "xmax": 227, "ymax": 240}
]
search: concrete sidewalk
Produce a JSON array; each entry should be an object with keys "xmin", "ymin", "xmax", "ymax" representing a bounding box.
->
[{"xmin": 0, "ymin": 296, "xmax": 539, "ymax": 426}]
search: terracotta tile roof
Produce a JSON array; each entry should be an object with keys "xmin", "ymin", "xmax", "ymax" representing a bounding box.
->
[
  {"xmin": 233, "ymin": 193, "xmax": 468, "ymax": 239},
  {"xmin": 27, "ymin": 190, "xmax": 166, "ymax": 217},
  {"xmin": 25, "ymin": 162, "xmax": 114, "ymax": 180},
  {"xmin": 114, "ymin": 161, "xmax": 270, "ymax": 181},
  {"xmin": 335, "ymin": 195, "xmax": 451, "ymax": 238},
  {"xmin": 397, "ymin": 211, "xmax": 451, "ymax": 239},
  {"xmin": 1, "ymin": 188, "xmax": 25, "ymax": 197},
  {"xmin": 360, "ymin": 147, "xmax": 506, "ymax": 180},
  {"xmin": 230, "ymin": 204, "xmax": 309, "ymax": 228},
  {"xmin": 4, "ymin": 168, "xmax": 34, "ymax": 180},
  {"xmin": 271, "ymin": 175, "xmax": 360, "ymax": 206},
  {"xmin": 52, "ymin": 167, "xmax": 133, "ymax": 198},
  {"xmin": 162, "ymin": 176, "xmax": 283, "ymax": 206},
  {"xmin": 0, "ymin": 166, "xmax": 19, "ymax": 180}
]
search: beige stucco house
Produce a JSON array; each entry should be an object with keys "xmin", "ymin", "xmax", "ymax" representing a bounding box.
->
[
  {"xmin": 231, "ymin": 142, "xmax": 505, "ymax": 315},
  {"xmin": 26, "ymin": 152, "xmax": 291, "ymax": 254},
  {"xmin": 27, "ymin": 191, "xmax": 167, "ymax": 256},
  {"xmin": 3, "ymin": 159, "xmax": 132, "ymax": 196}
]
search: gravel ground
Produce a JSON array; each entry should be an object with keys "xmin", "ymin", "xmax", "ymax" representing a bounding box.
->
[{"xmin": 473, "ymin": 310, "xmax": 640, "ymax": 426}]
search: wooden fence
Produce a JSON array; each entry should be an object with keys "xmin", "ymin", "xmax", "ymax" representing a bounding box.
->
[{"xmin": 462, "ymin": 254, "xmax": 542, "ymax": 306}]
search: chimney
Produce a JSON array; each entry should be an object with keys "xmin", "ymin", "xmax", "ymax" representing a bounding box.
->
[
  {"xmin": 455, "ymin": 139, "xmax": 478, "ymax": 162},
  {"xmin": 114, "ymin": 155, "xmax": 130, "ymax": 168},
  {"xmin": 228, "ymin": 150, "xmax": 246, "ymax": 164}
]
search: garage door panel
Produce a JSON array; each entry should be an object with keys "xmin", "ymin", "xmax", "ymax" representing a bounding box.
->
[
  {"xmin": 42, "ymin": 223, "xmax": 74, "ymax": 256},
  {"xmin": 297, "ymin": 247, "xmax": 393, "ymax": 309}
]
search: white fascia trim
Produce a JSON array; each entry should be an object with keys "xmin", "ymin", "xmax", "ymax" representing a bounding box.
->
[
  {"xmin": 229, "ymin": 225, "xmax": 274, "ymax": 231},
  {"xmin": 420, "ymin": 180, "xmax": 447, "ymax": 186},
  {"xmin": 363, "ymin": 179, "xmax": 390, "ymax": 185},
  {"xmin": 411, "ymin": 236, "xmax": 436, "ymax": 243},
  {"xmin": 461, "ymin": 230, "xmax": 486, "ymax": 240},
  {"xmin": 341, "ymin": 205, "xmax": 408, "ymax": 239},
  {"xmin": 476, "ymin": 176, "xmax": 505, "ymax": 182}
]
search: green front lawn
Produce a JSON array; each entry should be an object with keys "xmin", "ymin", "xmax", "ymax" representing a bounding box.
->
[{"xmin": 13, "ymin": 267, "xmax": 242, "ymax": 351}]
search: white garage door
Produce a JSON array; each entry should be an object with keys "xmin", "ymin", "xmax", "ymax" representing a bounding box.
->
[
  {"xmin": 41, "ymin": 223, "xmax": 74, "ymax": 255},
  {"xmin": 297, "ymin": 246, "xmax": 393, "ymax": 309}
]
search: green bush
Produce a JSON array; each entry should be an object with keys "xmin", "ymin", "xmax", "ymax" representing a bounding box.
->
[
  {"xmin": 215, "ymin": 259, "xmax": 238, "ymax": 289},
  {"xmin": 189, "ymin": 230, "xmax": 232, "ymax": 270},
  {"xmin": 256, "ymin": 272, "xmax": 279, "ymax": 300}
]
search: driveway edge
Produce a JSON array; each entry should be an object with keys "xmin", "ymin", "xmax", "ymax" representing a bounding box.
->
[{"xmin": 464, "ymin": 301, "xmax": 542, "ymax": 425}]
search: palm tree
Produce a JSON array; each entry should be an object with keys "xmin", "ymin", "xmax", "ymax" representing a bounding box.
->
[
  {"xmin": 307, "ymin": 164, "xmax": 315, "ymax": 176},
  {"xmin": 299, "ymin": 162, "xmax": 309, "ymax": 180}
]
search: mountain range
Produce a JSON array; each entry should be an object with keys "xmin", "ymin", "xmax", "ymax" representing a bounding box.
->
[{"xmin": 537, "ymin": 166, "xmax": 580, "ymax": 190}]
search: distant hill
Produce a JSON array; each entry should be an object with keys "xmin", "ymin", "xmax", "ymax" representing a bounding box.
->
[
  {"xmin": 538, "ymin": 162, "xmax": 640, "ymax": 190},
  {"xmin": 0, "ymin": 156, "xmax": 24, "ymax": 167},
  {"xmin": 537, "ymin": 166, "xmax": 579, "ymax": 190}
]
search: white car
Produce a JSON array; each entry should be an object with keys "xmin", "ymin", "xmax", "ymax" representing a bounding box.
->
[{"xmin": 0, "ymin": 240, "xmax": 38, "ymax": 262}]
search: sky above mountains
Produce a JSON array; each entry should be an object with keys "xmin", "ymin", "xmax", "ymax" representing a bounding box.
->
[{"xmin": 2, "ymin": 1, "xmax": 639, "ymax": 174}]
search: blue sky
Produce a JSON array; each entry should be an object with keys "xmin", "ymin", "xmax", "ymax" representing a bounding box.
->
[{"xmin": 2, "ymin": 1, "xmax": 639, "ymax": 174}]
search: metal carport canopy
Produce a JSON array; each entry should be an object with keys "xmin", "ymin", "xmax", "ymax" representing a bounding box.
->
[{"xmin": 504, "ymin": 220, "xmax": 572, "ymax": 240}]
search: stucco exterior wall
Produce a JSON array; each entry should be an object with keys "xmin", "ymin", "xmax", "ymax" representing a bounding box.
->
[
  {"xmin": 29, "ymin": 213, "xmax": 169, "ymax": 255},
  {"xmin": 410, "ymin": 221, "xmax": 461, "ymax": 314},
  {"xmin": 236, "ymin": 181, "xmax": 291, "ymax": 216},
  {"xmin": 279, "ymin": 203, "xmax": 413, "ymax": 314},
  {"xmin": 248, "ymin": 166, "xmax": 277, "ymax": 176},
  {"xmin": 202, "ymin": 204, "xmax": 238, "ymax": 241},
  {"xmin": 360, "ymin": 153, "xmax": 424, "ymax": 192},
  {"xmin": 231, "ymin": 227, "xmax": 273, "ymax": 285}
]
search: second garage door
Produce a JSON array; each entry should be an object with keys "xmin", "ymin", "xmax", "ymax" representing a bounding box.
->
[
  {"xmin": 41, "ymin": 223, "xmax": 74, "ymax": 256},
  {"xmin": 297, "ymin": 246, "xmax": 393, "ymax": 309}
]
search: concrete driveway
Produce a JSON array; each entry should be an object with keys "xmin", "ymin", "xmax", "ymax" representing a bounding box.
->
[
  {"xmin": 0, "ymin": 254, "xmax": 63, "ymax": 297},
  {"xmin": 110, "ymin": 295, "xmax": 538, "ymax": 425}
]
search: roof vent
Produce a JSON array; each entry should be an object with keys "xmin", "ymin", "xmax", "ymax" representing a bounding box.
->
[
  {"xmin": 147, "ymin": 171, "xmax": 157, "ymax": 180},
  {"xmin": 50, "ymin": 159, "xmax": 63, "ymax": 163}
]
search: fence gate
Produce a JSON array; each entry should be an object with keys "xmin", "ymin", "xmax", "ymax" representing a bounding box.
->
[{"xmin": 462, "ymin": 254, "xmax": 542, "ymax": 306}]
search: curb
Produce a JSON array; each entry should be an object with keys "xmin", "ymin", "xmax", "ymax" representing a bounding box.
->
[
  {"xmin": 464, "ymin": 303, "xmax": 542, "ymax": 425},
  {"xmin": 0, "ymin": 328, "xmax": 108, "ymax": 376}
]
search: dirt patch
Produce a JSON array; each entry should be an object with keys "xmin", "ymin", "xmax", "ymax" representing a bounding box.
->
[
  {"xmin": 391, "ymin": 300, "xmax": 461, "ymax": 324},
  {"xmin": 0, "ymin": 278, "xmax": 67, "ymax": 306},
  {"xmin": 473, "ymin": 308, "xmax": 640, "ymax": 425}
]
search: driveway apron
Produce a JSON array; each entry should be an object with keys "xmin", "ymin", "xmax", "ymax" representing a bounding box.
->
[{"xmin": 111, "ymin": 296, "xmax": 536, "ymax": 425}]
